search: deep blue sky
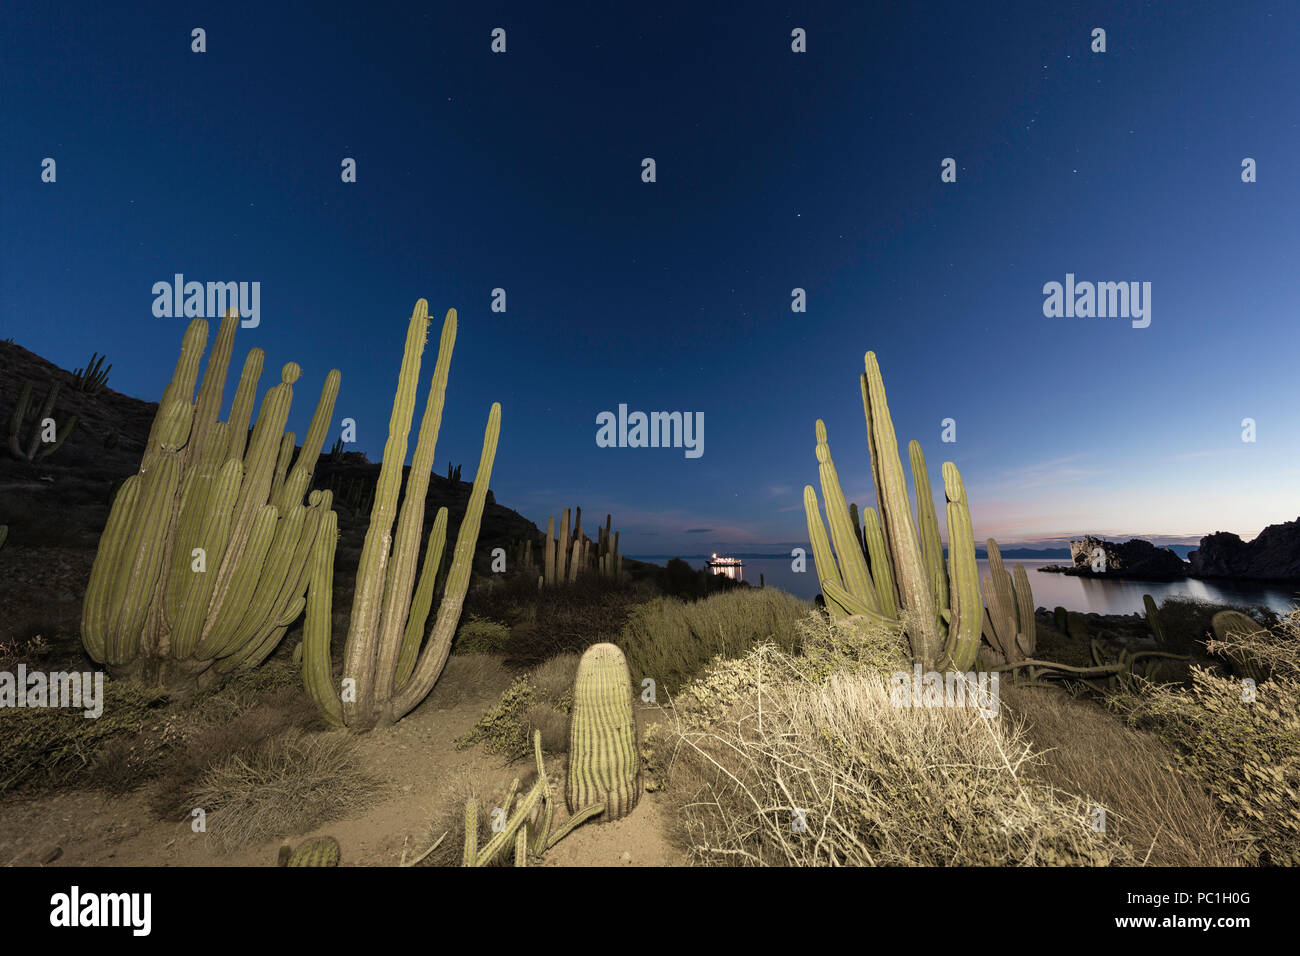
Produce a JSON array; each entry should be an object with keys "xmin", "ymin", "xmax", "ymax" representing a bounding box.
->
[{"xmin": 4, "ymin": 1, "xmax": 1298, "ymax": 556}]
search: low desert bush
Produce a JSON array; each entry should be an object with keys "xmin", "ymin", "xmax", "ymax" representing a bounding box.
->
[
  {"xmin": 452, "ymin": 615, "xmax": 511, "ymax": 654},
  {"xmin": 618, "ymin": 588, "xmax": 809, "ymax": 695},
  {"xmin": 191, "ymin": 729, "xmax": 381, "ymax": 853},
  {"xmin": 424, "ymin": 652, "xmax": 517, "ymax": 710},
  {"xmin": 1205, "ymin": 604, "xmax": 1300, "ymax": 682},
  {"xmin": 456, "ymin": 657, "xmax": 576, "ymax": 760},
  {"xmin": 1108, "ymin": 666, "xmax": 1300, "ymax": 865},
  {"xmin": 650, "ymin": 638, "xmax": 1131, "ymax": 866},
  {"xmin": 0, "ymin": 678, "xmax": 169, "ymax": 794},
  {"xmin": 1001, "ymin": 683, "xmax": 1241, "ymax": 866}
]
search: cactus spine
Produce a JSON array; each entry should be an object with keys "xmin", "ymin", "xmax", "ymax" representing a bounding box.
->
[
  {"xmin": 302, "ymin": 301, "xmax": 501, "ymax": 730},
  {"xmin": 80, "ymin": 311, "xmax": 338, "ymax": 686},
  {"xmin": 566, "ymin": 642, "xmax": 641, "ymax": 821},
  {"xmin": 802, "ymin": 352, "xmax": 984, "ymax": 670}
]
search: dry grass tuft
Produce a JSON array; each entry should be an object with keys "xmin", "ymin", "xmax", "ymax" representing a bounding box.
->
[
  {"xmin": 191, "ymin": 729, "xmax": 382, "ymax": 853},
  {"xmin": 618, "ymin": 588, "xmax": 809, "ymax": 695},
  {"xmin": 424, "ymin": 653, "xmax": 517, "ymax": 710},
  {"xmin": 531, "ymin": 652, "xmax": 580, "ymax": 702},
  {"xmin": 1001, "ymin": 683, "xmax": 1241, "ymax": 866}
]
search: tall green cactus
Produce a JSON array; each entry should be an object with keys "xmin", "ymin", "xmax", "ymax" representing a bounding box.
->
[
  {"xmin": 80, "ymin": 311, "xmax": 338, "ymax": 686},
  {"xmin": 566, "ymin": 642, "xmax": 641, "ymax": 821},
  {"xmin": 981, "ymin": 539, "xmax": 1036, "ymax": 665},
  {"xmin": 803, "ymin": 352, "xmax": 983, "ymax": 670},
  {"xmin": 302, "ymin": 301, "xmax": 501, "ymax": 730}
]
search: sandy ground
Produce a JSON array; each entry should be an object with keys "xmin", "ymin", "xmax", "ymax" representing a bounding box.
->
[{"xmin": 0, "ymin": 669, "xmax": 684, "ymax": 868}]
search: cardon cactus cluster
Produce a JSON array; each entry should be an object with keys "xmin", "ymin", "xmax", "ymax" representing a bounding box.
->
[
  {"xmin": 981, "ymin": 539, "xmax": 1037, "ymax": 666},
  {"xmin": 802, "ymin": 352, "xmax": 983, "ymax": 671},
  {"xmin": 302, "ymin": 301, "xmax": 501, "ymax": 730},
  {"xmin": 81, "ymin": 311, "xmax": 339, "ymax": 686},
  {"xmin": 540, "ymin": 506, "xmax": 607, "ymax": 586},
  {"xmin": 7, "ymin": 379, "xmax": 78, "ymax": 461},
  {"xmin": 566, "ymin": 642, "xmax": 641, "ymax": 821}
]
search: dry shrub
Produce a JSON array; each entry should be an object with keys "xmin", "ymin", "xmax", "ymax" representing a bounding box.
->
[
  {"xmin": 1205, "ymin": 604, "xmax": 1300, "ymax": 682},
  {"xmin": 191, "ymin": 729, "xmax": 382, "ymax": 853},
  {"xmin": 424, "ymin": 653, "xmax": 517, "ymax": 710},
  {"xmin": 1001, "ymin": 683, "xmax": 1241, "ymax": 866},
  {"xmin": 453, "ymin": 615, "xmax": 511, "ymax": 654},
  {"xmin": 531, "ymin": 652, "xmax": 580, "ymax": 703},
  {"xmin": 1108, "ymin": 666, "xmax": 1300, "ymax": 866},
  {"xmin": 651, "ymin": 640, "xmax": 1132, "ymax": 866},
  {"xmin": 148, "ymin": 686, "xmax": 320, "ymax": 818},
  {"xmin": 524, "ymin": 702, "xmax": 569, "ymax": 754},
  {"xmin": 455, "ymin": 677, "xmax": 536, "ymax": 760},
  {"xmin": 619, "ymin": 588, "xmax": 809, "ymax": 696}
]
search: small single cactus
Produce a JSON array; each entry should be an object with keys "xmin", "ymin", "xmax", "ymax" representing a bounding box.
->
[
  {"xmin": 285, "ymin": 835, "xmax": 341, "ymax": 867},
  {"xmin": 566, "ymin": 643, "xmax": 641, "ymax": 821},
  {"xmin": 1210, "ymin": 610, "xmax": 1270, "ymax": 682},
  {"xmin": 1142, "ymin": 594, "xmax": 1167, "ymax": 647}
]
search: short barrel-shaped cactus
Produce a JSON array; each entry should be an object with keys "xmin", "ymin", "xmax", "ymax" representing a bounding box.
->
[
  {"xmin": 566, "ymin": 643, "xmax": 641, "ymax": 821},
  {"xmin": 283, "ymin": 835, "xmax": 341, "ymax": 867}
]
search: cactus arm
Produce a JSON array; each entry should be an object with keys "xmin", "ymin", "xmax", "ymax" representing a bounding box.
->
[
  {"xmin": 909, "ymin": 441, "xmax": 949, "ymax": 621},
  {"xmin": 803, "ymin": 485, "xmax": 847, "ymax": 618},
  {"xmin": 7, "ymin": 381, "xmax": 32, "ymax": 459},
  {"xmin": 373, "ymin": 310, "xmax": 457, "ymax": 707},
  {"xmin": 303, "ymin": 510, "xmax": 343, "ymax": 726},
  {"xmin": 1012, "ymin": 563, "xmax": 1036, "ymax": 657},
  {"xmin": 862, "ymin": 353, "xmax": 940, "ymax": 663},
  {"xmin": 395, "ymin": 507, "xmax": 448, "ymax": 687},
  {"xmin": 462, "ymin": 799, "xmax": 479, "ymax": 866},
  {"xmin": 339, "ymin": 305, "xmax": 433, "ymax": 727},
  {"xmin": 814, "ymin": 420, "xmax": 879, "ymax": 612},
  {"xmin": 860, "ymin": 506, "xmax": 899, "ymax": 619},
  {"xmin": 940, "ymin": 462, "xmax": 983, "ymax": 672},
  {"xmin": 388, "ymin": 402, "xmax": 501, "ymax": 722}
]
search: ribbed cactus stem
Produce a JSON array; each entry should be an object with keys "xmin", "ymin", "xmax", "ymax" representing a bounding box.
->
[
  {"xmin": 544, "ymin": 516, "xmax": 556, "ymax": 586},
  {"xmin": 814, "ymin": 420, "xmax": 880, "ymax": 615},
  {"xmin": 910, "ymin": 441, "xmax": 949, "ymax": 623},
  {"xmin": 941, "ymin": 463, "xmax": 983, "ymax": 671},
  {"xmin": 566, "ymin": 643, "xmax": 641, "ymax": 821},
  {"xmin": 860, "ymin": 506, "xmax": 898, "ymax": 620},
  {"xmin": 862, "ymin": 352, "xmax": 939, "ymax": 663}
]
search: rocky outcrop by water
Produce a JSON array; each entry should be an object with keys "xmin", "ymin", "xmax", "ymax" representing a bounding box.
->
[
  {"xmin": 1188, "ymin": 518, "xmax": 1300, "ymax": 580},
  {"xmin": 1038, "ymin": 536, "xmax": 1189, "ymax": 580}
]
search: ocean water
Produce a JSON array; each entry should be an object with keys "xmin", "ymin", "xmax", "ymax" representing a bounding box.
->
[{"xmin": 642, "ymin": 556, "xmax": 1300, "ymax": 615}]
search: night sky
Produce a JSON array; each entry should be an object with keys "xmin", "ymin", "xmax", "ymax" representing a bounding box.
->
[{"xmin": 4, "ymin": 1, "xmax": 1298, "ymax": 558}]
